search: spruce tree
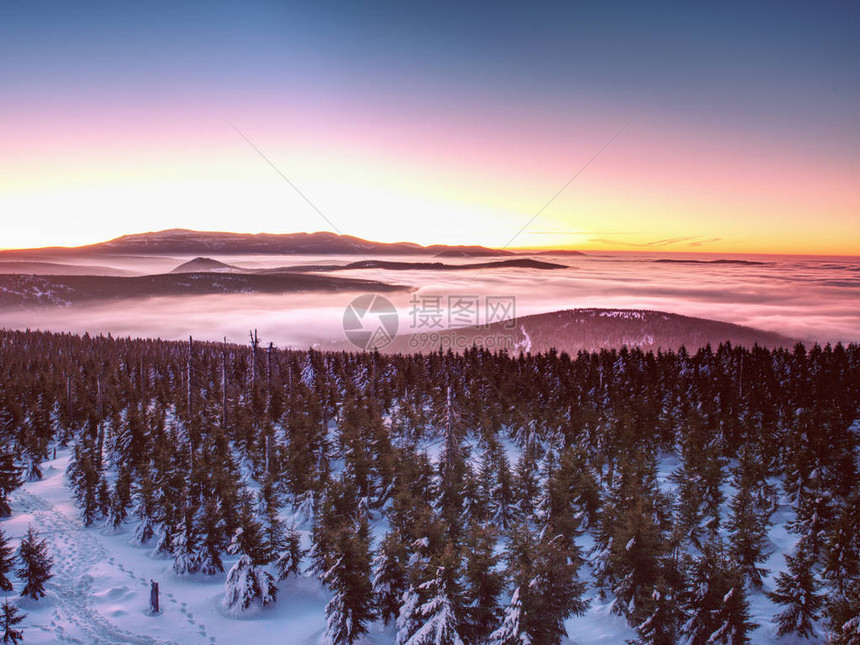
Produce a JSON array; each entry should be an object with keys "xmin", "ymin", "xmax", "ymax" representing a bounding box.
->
[
  {"xmin": 487, "ymin": 587, "xmax": 530, "ymax": 645},
  {"xmin": 505, "ymin": 524, "xmax": 588, "ymax": 645},
  {"xmin": 131, "ymin": 473, "xmax": 158, "ymax": 544},
  {"xmin": 462, "ymin": 523, "xmax": 503, "ymax": 643},
  {"xmin": 107, "ymin": 467, "xmax": 132, "ymax": 530},
  {"xmin": 195, "ymin": 496, "xmax": 225, "ymax": 575},
  {"xmin": 403, "ymin": 558, "xmax": 466, "ymax": 645},
  {"xmin": 372, "ymin": 530, "xmax": 409, "ymax": 625},
  {"xmin": 825, "ymin": 578, "xmax": 860, "ymax": 645},
  {"xmin": 273, "ymin": 525, "xmax": 303, "ymax": 581},
  {"xmin": 16, "ymin": 526, "xmax": 53, "ymax": 600},
  {"xmin": 66, "ymin": 439, "xmax": 102, "ymax": 526},
  {"xmin": 223, "ymin": 498, "xmax": 277, "ymax": 614},
  {"xmin": 0, "ymin": 448, "xmax": 20, "ymax": 518},
  {"xmin": 767, "ymin": 549, "xmax": 823, "ymax": 639},
  {"xmin": 708, "ymin": 574, "xmax": 757, "ymax": 645},
  {"xmin": 0, "ymin": 528, "xmax": 15, "ymax": 592},
  {"xmin": 395, "ymin": 585, "xmax": 423, "ymax": 645},
  {"xmin": 631, "ymin": 581, "xmax": 681, "ymax": 645},
  {"xmin": 223, "ymin": 555, "xmax": 277, "ymax": 614},
  {"xmin": 680, "ymin": 541, "xmax": 756, "ymax": 645},
  {"xmin": 322, "ymin": 517, "xmax": 375, "ymax": 645},
  {"xmin": 0, "ymin": 600, "xmax": 24, "ymax": 645},
  {"xmin": 726, "ymin": 456, "xmax": 771, "ymax": 589},
  {"xmin": 680, "ymin": 541, "xmax": 726, "ymax": 645},
  {"xmin": 172, "ymin": 498, "xmax": 201, "ymax": 576}
]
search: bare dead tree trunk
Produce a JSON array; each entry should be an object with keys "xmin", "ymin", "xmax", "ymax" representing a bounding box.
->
[
  {"xmin": 149, "ymin": 580, "xmax": 159, "ymax": 614},
  {"xmin": 250, "ymin": 329, "xmax": 259, "ymax": 398},
  {"xmin": 222, "ymin": 339, "xmax": 228, "ymax": 428},
  {"xmin": 186, "ymin": 336, "xmax": 193, "ymax": 419},
  {"xmin": 444, "ymin": 386, "xmax": 457, "ymax": 472},
  {"xmin": 66, "ymin": 376, "xmax": 73, "ymax": 426},
  {"xmin": 96, "ymin": 376, "xmax": 104, "ymax": 470}
]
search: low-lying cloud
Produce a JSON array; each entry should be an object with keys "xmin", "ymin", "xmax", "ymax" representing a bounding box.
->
[{"xmin": 0, "ymin": 251, "xmax": 857, "ymax": 346}]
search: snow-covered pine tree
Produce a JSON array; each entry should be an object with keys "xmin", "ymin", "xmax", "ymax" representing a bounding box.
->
[
  {"xmin": 680, "ymin": 540, "xmax": 725, "ymax": 644},
  {"xmin": 402, "ymin": 560, "xmax": 466, "ymax": 645},
  {"xmin": 726, "ymin": 453, "xmax": 771, "ymax": 589},
  {"xmin": 96, "ymin": 476, "xmax": 111, "ymax": 521},
  {"xmin": 0, "ymin": 600, "xmax": 24, "ymax": 645},
  {"xmin": 0, "ymin": 528, "xmax": 14, "ymax": 592},
  {"xmin": 372, "ymin": 530, "xmax": 409, "ymax": 625},
  {"xmin": 172, "ymin": 497, "xmax": 201, "ymax": 576},
  {"xmin": 223, "ymin": 554, "xmax": 277, "ymax": 614},
  {"xmin": 321, "ymin": 517, "xmax": 375, "ymax": 645},
  {"xmin": 786, "ymin": 470, "xmax": 834, "ymax": 566},
  {"xmin": 502, "ymin": 523, "xmax": 588, "ymax": 645},
  {"xmin": 706, "ymin": 573, "xmax": 756, "ymax": 645},
  {"xmin": 151, "ymin": 442, "xmax": 180, "ymax": 556},
  {"xmin": 822, "ymin": 492, "xmax": 860, "ymax": 599},
  {"xmin": 631, "ymin": 581, "xmax": 681, "ymax": 645},
  {"xmin": 670, "ymin": 419, "xmax": 726, "ymax": 550},
  {"xmin": 487, "ymin": 587, "xmax": 531, "ymax": 645},
  {"xmin": 223, "ymin": 499, "xmax": 277, "ymax": 614},
  {"xmin": 273, "ymin": 525, "xmax": 303, "ymax": 581},
  {"xmin": 131, "ymin": 473, "xmax": 158, "ymax": 544},
  {"xmin": 835, "ymin": 615, "xmax": 860, "ymax": 645},
  {"xmin": 512, "ymin": 439, "xmax": 540, "ymax": 523},
  {"xmin": 474, "ymin": 439, "xmax": 515, "ymax": 529},
  {"xmin": 255, "ymin": 481, "xmax": 279, "ymax": 544},
  {"xmin": 107, "ymin": 467, "xmax": 132, "ymax": 531},
  {"xmin": 825, "ymin": 577, "xmax": 860, "ymax": 645},
  {"xmin": 0, "ymin": 447, "xmax": 20, "ymax": 518},
  {"xmin": 767, "ymin": 549, "xmax": 823, "ymax": 639},
  {"xmin": 526, "ymin": 535, "xmax": 589, "ymax": 644},
  {"xmin": 596, "ymin": 449, "xmax": 668, "ymax": 624},
  {"xmin": 680, "ymin": 540, "xmax": 755, "ymax": 645},
  {"xmin": 462, "ymin": 522, "xmax": 503, "ymax": 643},
  {"xmin": 395, "ymin": 584, "xmax": 422, "ymax": 645},
  {"xmin": 66, "ymin": 437, "xmax": 103, "ymax": 526},
  {"xmin": 195, "ymin": 495, "xmax": 225, "ymax": 575},
  {"xmin": 16, "ymin": 526, "xmax": 53, "ymax": 600}
]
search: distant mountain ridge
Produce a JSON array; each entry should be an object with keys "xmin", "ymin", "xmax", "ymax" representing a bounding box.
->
[{"xmin": 0, "ymin": 229, "xmax": 516, "ymax": 258}]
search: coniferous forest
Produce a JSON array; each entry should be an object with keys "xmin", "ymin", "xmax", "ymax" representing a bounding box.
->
[{"xmin": 0, "ymin": 328, "xmax": 858, "ymax": 644}]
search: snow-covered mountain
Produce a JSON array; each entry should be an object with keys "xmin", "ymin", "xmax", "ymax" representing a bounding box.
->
[{"xmin": 369, "ymin": 308, "xmax": 798, "ymax": 354}]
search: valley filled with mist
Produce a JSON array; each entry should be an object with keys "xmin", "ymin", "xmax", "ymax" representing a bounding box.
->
[{"xmin": 1, "ymin": 241, "xmax": 857, "ymax": 349}]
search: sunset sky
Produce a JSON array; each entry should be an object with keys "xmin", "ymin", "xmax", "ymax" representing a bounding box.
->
[{"xmin": 2, "ymin": 1, "xmax": 858, "ymax": 254}]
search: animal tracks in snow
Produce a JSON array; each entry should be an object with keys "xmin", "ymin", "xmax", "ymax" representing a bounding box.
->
[{"xmin": 10, "ymin": 487, "xmax": 216, "ymax": 645}]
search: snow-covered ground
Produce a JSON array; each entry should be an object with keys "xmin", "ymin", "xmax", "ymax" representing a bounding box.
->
[{"xmin": 3, "ymin": 448, "xmax": 800, "ymax": 644}]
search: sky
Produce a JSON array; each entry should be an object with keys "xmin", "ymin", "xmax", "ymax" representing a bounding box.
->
[{"xmin": 1, "ymin": 0, "xmax": 858, "ymax": 255}]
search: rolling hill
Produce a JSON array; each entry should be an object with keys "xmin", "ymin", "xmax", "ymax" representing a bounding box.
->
[
  {"xmin": 365, "ymin": 308, "xmax": 797, "ymax": 354},
  {"xmin": 0, "ymin": 272, "xmax": 410, "ymax": 308}
]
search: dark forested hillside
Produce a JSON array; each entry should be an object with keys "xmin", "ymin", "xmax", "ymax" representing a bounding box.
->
[
  {"xmin": 0, "ymin": 272, "xmax": 408, "ymax": 308},
  {"xmin": 377, "ymin": 308, "xmax": 797, "ymax": 355},
  {"xmin": 0, "ymin": 329, "xmax": 858, "ymax": 644}
]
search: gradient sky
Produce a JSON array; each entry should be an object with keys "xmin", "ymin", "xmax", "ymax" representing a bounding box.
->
[{"xmin": 2, "ymin": 0, "xmax": 858, "ymax": 254}]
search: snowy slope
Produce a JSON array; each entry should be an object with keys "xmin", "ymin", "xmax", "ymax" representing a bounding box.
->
[{"xmin": 4, "ymin": 449, "xmax": 799, "ymax": 645}]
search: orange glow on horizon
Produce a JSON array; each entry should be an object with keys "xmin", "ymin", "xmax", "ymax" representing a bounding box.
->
[{"xmin": 1, "ymin": 106, "xmax": 858, "ymax": 257}]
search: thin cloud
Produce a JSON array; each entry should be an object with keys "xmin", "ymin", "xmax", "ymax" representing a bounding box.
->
[
  {"xmin": 589, "ymin": 237, "xmax": 689, "ymax": 248},
  {"xmin": 688, "ymin": 238, "xmax": 723, "ymax": 247},
  {"xmin": 589, "ymin": 236, "xmax": 723, "ymax": 249}
]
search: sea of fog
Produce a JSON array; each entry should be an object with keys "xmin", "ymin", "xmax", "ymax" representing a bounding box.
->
[{"xmin": 2, "ymin": 251, "xmax": 858, "ymax": 347}]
